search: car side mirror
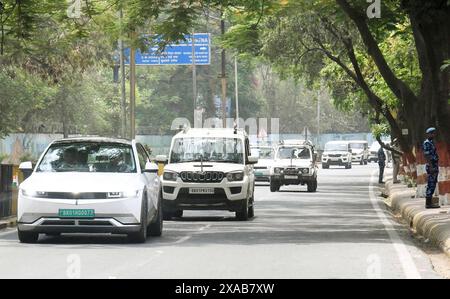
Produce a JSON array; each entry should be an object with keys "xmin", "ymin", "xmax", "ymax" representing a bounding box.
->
[
  {"xmin": 155, "ymin": 155, "xmax": 168, "ymax": 163},
  {"xmin": 19, "ymin": 161, "xmax": 33, "ymax": 179},
  {"xmin": 19, "ymin": 161, "xmax": 33, "ymax": 171},
  {"xmin": 143, "ymin": 161, "xmax": 159, "ymax": 174},
  {"xmin": 248, "ymin": 156, "xmax": 259, "ymax": 164}
]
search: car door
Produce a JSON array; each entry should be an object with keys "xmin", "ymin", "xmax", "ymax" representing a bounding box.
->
[{"xmin": 136, "ymin": 144, "xmax": 160, "ymax": 212}]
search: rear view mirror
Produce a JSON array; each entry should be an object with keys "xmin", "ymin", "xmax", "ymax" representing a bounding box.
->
[
  {"xmin": 143, "ymin": 161, "xmax": 159, "ymax": 174},
  {"xmin": 19, "ymin": 161, "xmax": 33, "ymax": 180},
  {"xmin": 19, "ymin": 161, "xmax": 33, "ymax": 171}
]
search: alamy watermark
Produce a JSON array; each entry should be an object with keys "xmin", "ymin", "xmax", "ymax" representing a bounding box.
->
[
  {"xmin": 366, "ymin": 0, "xmax": 381, "ymax": 19},
  {"xmin": 67, "ymin": 0, "xmax": 82, "ymax": 19}
]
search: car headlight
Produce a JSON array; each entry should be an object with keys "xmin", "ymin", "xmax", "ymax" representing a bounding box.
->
[
  {"xmin": 227, "ymin": 171, "xmax": 244, "ymax": 182},
  {"xmin": 301, "ymin": 168, "xmax": 309, "ymax": 174},
  {"xmin": 273, "ymin": 167, "xmax": 283, "ymax": 174},
  {"xmin": 20, "ymin": 189, "xmax": 47, "ymax": 198},
  {"xmin": 163, "ymin": 171, "xmax": 179, "ymax": 181}
]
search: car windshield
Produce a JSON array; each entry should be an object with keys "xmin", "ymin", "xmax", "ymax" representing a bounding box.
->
[
  {"xmin": 277, "ymin": 147, "xmax": 311, "ymax": 159},
  {"xmin": 170, "ymin": 137, "xmax": 244, "ymax": 164},
  {"xmin": 350, "ymin": 143, "xmax": 365, "ymax": 149},
  {"xmin": 37, "ymin": 142, "xmax": 136, "ymax": 173},
  {"xmin": 251, "ymin": 147, "xmax": 274, "ymax": 159},
  {"xmin": 325, "ymin": 143, "xmax": 348, "ymax": 151}
]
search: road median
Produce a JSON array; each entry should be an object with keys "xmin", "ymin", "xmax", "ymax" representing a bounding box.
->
[{"xmin": 384, "ymin": 180, "xmax": 450, "ymax": 256}]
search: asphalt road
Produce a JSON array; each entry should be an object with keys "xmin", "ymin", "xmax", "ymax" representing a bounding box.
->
[{"xmin": 0, "ymin": 164, "xmax": 443, "ymax": 278}]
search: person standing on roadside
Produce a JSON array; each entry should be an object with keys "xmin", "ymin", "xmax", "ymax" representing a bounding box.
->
[
  {"xmin": 378, "ymin": 146, "xmax": 386, "ymax": 184},
  {"xmin": 423, "ymin": 127, "xmax": 440, "ymax": 209}
]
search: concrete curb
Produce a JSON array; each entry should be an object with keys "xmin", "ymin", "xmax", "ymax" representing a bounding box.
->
[
  {"xmin": 0, "ymin": 217, "xmax": 17, "ymax": 230},
  {"xmin": 384, "ymin": 181, "xmax": 450, "ymax": 256}
]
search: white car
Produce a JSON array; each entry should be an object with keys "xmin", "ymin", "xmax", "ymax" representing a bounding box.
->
[
  {"xmin": 159, "ymin": 128, "xmax": 258, "ymax": 221},
  {"xmin": 269, "ymin": 140, "xmax": 318, "ymax": 192},
  {"xmin": 349, "ymin": 140, "xmax": 369, "ymax": 165},
  {"xmin": 250, "ymin": 145, "xmax": 275, "ymax": 182},
  {"xmin": 321, "ymin": 141, "xmax": 352, "ymax": 169},
  {"xmin": 17, "ymin": 137, "xmax": 163, "ymax": 244}
]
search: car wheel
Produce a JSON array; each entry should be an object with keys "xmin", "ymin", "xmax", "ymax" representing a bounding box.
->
[
  {"xmin": 148, "ymin": 193, "xmax": 163, "ymax": 237},
  {"xmin": 307, "ymin": 179, "xmax": 318, "ymax": 192},
  {"xmin": 322, "ymin": 163, "xmax": 329, "ymax": 169},
  {"xmin": 128, "ymin": 196, "xmax": 148, "ymax": 243},
  {"xmin": 270, "ymin": 181, "xmax": 280, "ymax": 192},
  {"xmin": 364, "ymin": 160, "xmax": 368, "ymax": 165},
  {"xmin": 236, "ymin": 198, "xmax": 249, "ymax": 221},
  {"xmin": 18, "ymin": 230, "xmax": 39, "ymax": 244},
  {"xmin": 248, "ymin": 189, "xmax": 255, "ymax": 219}
]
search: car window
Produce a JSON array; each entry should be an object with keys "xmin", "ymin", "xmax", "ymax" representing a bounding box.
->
[
  {"xmin": 37, "ymin": 142, "xmax": 136, "ymax": 173},
  {"xmin": 136, "ymin": 144, "xmax": 149, "ymax": 171}
]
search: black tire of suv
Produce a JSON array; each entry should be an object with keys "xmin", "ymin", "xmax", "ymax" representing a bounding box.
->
[
  {"xmin": 163, "ymin": 211, "xmax": 173, "ymax": 220},
  {"xmin": 128, "ymin": 195, "xmax": 148, "ymax": 243},
  {"xmin": 322, "ymin": 163, "xmax": 329, "ymax": 169},
  {"xmin": 18, "ymin": 230, "xmax": 39, "ymax": 243},
  {"xmin": 307, "ymin": 179, "xmax": 318, "ymax": 192},
  {"xmin": 248, "ymin": 188, "xmax": 255, "ymax": 219},
  {"xmin": 173, "ymin": 210, "xmax": 183, "ymax": 218},
  {"xmin": 270, "ymin": 181, "xmax": 280, "ymax": 192},
  {"xmin": 148, "ymin": 193, "xmax": 163, "ymax": 237},
  {"xmin": 236, "ymin": 198, "xmax": 249, "ymax": 221},
  {"xmin": 364, "ymin": 160, "xmax": 368, "ymax": 165}
]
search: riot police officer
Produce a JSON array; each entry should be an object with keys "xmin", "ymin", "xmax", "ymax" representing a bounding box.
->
[{"xmin": 423, "ymin": 127, "xmax": 440, "ymax": 209}]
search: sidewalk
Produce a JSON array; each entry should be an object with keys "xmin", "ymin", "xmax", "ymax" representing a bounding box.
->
[
  {"xmin": 0, "ymin": 216, "xmax": 17, "ymax": 230},
  {"xmin": 384, "ymin": 180, "xmax": 450, "ymax": 256}
]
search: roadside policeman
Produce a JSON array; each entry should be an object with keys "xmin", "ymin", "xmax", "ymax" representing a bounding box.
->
[
  {"xmin": 423, "ymin": 127, "xmax": 440, "ymax": 209},
  {"xmin": 377, "ymin": 146, "xmax": 386, "ymax": 184}
]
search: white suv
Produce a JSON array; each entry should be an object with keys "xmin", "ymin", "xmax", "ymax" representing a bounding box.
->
[
  {"xmin": 17, "ymin": 138, "xmax": 163, "ymax": 243},
  {"xmin": 160, "ymin": 128, "xmax": 258, "ymax": 221},
  {"xmin": 269, "ymin": 140, "xmax": 318, "ymax": 192}
]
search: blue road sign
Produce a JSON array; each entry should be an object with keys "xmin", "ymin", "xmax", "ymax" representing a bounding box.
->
[{"xmin": 125, "ymin": 33, "xmax": 211, "ymax": 66}]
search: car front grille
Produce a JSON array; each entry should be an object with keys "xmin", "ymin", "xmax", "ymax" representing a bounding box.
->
[
  {"xmin": 39, "ymin": 192, "xmax": 108, "ymax": 200},
  {"xmin": 180, "ymin": 171, "xmax": 224, "ymax": 183},
  {"xmin": 284, "ymin": 168, "xmax": 299, "ymax": 175},
  {"xmin": 328, "ymin": 154, "xmax": 341, "ymax": 157},
  {"xmin": 254, "ymin": 166, "xmax": 267, "ymax": 170}
]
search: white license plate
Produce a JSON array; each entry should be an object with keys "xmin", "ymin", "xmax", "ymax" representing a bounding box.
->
[
  {"xmin": 189, "ymin": 188, "xmax": 215, "ymax": 194},
  {"xmin": 284, "ymin": 175, "xmax": 298, "ymax": 179}
]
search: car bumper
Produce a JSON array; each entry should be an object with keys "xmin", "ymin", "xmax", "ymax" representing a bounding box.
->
[
  {"xmin": 322, "ymin": 158, "xmax": 349, "ymax": 165},
  {"xmin": 18, "ymin": 218, "xmax": 141, "ymax": 234},
  {"xmin": 254, "ymin": 169, "xmax": 270, "ymax": 181},
  {"xmin": 18, "ymin": 195, "xmax": 142, "ymax": 234},
  {"xmin": 270, "ymin": 174, "xmax": 315, "ymax": 185},
  {"xmin": 162, "ymin": 178, "xmax": 249, "ymax": 211}
]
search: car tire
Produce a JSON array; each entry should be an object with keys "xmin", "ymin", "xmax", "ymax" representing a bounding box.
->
[
  {"xmin": 270, "ymin": 181, "xmax": 280, "ymax": 192},
  {"xmin": 322, "ymin": 163, "xmax": 329, "ymax": 169},
  {"xmin": 148, "ymin": 193, "xmax": 163, "ymax": 237},
  {"xmin": 128, "ymin": 196, "xmax": 148, "ymax": 243},
  {"xmin": 173, "ymin": 210, "xmax": 183, "ymax": 218},
  {"xmin": 307, "ymin": 179, "xmax": 318, "ymax": 192},
  {"xmin": 163, "ymin": 211, "xmax": 173, "ymax": 220},
  {"xmin": 248, "ymin": 188, "xmax": 255, "ymax": 219},
  {"xmin": 236, "ymin": 198, "xmax": 249, "ymax": 221},
  {"xmin": 18, "ymin": 230, "xmax": 39, "ymax": 244}
]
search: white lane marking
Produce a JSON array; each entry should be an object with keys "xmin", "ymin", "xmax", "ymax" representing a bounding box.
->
[
  {"xmin": 369, "ymin": 170, "xmax": 421, "ymax": 279},
  {"xmin": 173, "ymin": 224, "xmax": 211, "ymax": 244}
]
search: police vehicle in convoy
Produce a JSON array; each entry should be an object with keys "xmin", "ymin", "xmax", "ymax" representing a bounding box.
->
[
  {"xmin": 269, "ymin": 140, "xmax": 318, "ymax": 192},
  {"xmin": 158, "ymin": 127, "xmax": 258, "ymax": 221}
]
